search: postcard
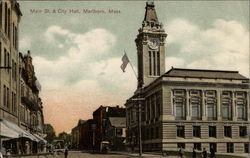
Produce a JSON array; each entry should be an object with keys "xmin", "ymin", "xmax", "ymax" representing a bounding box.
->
[{"xmin": 0, "ymin": 0, "xmax": 249, "ymax": 157}]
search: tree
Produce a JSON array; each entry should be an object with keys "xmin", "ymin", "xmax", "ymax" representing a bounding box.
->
[
  {"xmin": 43, "ymin": 124, "xmax": 56, "ymax": 144},
  {"xmin": 58, "ymin": 132, "xmax": 72, "ymax": 148}
]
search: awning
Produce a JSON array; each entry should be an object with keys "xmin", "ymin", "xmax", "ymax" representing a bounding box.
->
[
  {"xmin": 0, "ymin": 121, "xmax": 19, "ymax": 138},
  {"xmin": 33, "ymin": 134, "xmax": 47, "ymax": 144},
  {"xmin": 0, "ymin": 119, "xmax": 38, "ymax": 142}
]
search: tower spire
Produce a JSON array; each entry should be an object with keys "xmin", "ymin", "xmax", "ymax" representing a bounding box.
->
[
  {"xmin": 143, "ymin": 0, "xmax": 159, "ymax": 27},
  {"xmin": 135, "ymin": 2, "xmax": 167, "ymax": 88}
]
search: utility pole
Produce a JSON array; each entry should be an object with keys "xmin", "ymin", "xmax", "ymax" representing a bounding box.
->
[
  {"xmin": 132, "ymin": 91, "xmax": 144, "ymax": 157},
  {"xmin": 138, "ymin": 100, "xmax": 142, "ymax": 157}
]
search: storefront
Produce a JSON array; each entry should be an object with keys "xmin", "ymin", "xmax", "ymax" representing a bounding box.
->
[{"xmin": 0, "ymin": 119, "xmax": 46, "ymax": 156}]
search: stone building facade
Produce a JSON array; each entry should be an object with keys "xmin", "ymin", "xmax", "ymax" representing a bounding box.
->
[
  {"xmin": 125, "ymin": 2, "xmax": 249, "ymax": 154},
  {"xmin": 0, "ymin": 0, "xmax": 45, "ymax": 155}
]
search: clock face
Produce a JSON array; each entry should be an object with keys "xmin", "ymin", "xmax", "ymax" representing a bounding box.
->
[{"xmin": 148, "ymin": 38, "xmax": 159, "ymax": 50}]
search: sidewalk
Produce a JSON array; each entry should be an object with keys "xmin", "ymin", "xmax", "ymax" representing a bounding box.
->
[{"xmin": 110, "ymin": 151, "xmax": 177, "ymax": 158}]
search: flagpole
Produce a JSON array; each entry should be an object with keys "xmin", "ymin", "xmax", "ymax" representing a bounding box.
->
[{"xmin": 124, "ymin": 50, "xmax": 138, "ymax": 79}]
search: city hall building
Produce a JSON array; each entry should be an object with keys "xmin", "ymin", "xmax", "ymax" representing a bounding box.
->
[{"xmin": 125, "ymin": 2, "xmax": 249, "ymax": 154}]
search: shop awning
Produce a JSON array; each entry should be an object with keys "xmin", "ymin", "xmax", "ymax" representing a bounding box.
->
[
  {"xmin": 33, "ymin": 134, "xmax": 47, "ymax": 144},
  {"xmin": 0, "ymin": 119, "xmax": 38, "ymax": 142},
  {"xmin": 0, "ymin": 121, "xmax": 19, "ymax": 138}
]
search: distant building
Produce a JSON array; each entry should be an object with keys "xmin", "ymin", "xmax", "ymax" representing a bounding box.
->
[
  {"xmin": 71, "ymin": 120, "xmax": 86, "ymax": 149},
  {"xmin": 105, "ymin": 117, "xmax": 126, "ymax": 151},
  {"xmin": 125, "ymin": 1, "xmax": 249, "ymax": 154},
  {"xmin": 71, "ymin": 105, "xmax": 126, "ymax": 151},
  {"xmin": 0, "ymin": 0, "xmax": 45, "ymax": 155},
  {"xmin": 93, "ymin": 105, "xmax": 126, "ymax": 151}
]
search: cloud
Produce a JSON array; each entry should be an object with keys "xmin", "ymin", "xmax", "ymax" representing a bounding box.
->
[
  {"xmin": 19, "ymin": 36, "xmax": 31, "ymax": 51},
  {"xmin": 33, "ymin": 26, "xmax": 136, "ymax": 133},
  {"xmin": 166, "ymin": 18, "xmax": 249, "ymax": 76}
]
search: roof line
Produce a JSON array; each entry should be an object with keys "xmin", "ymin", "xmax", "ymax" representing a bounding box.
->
[{"xmin": 170, "ymin": 67, "xmax": 239, "ymax": 73}]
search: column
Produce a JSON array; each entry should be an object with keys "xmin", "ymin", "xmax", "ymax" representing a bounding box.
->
[
  {"xmin": 186, "ymin": 89, "xmax": 191, "ymax": 120},
  {"xmin": 232, "ymin": 91, "xmax": 236, "ymax": 121},
  {"xmin": 217, "ymin": 90, "xmax": 222, "ymax": 121},
  {"xmin": 202, "ymin": 90, "xmax": 207, "ymax": 120}
]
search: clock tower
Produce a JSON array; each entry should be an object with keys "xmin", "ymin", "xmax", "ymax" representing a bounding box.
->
[{"xmin": 135, "ymin": 1, "xmax": 167, "ymax": 88}]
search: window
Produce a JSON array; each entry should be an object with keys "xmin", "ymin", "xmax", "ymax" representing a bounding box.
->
[
  {"xmin": 177, "ymin": 126, "xmax": 185, "ymax": 138},
  {"xmin": 155, "ymin": 127, "xmax": 159, "ymax": 139},
  {"xmin": 194, "ymin": 143, "xmax": 201, "ymax": 150},
  {"xmin": 191, "ymin": 102, "xmax": 201, "ymax": 120},
  {"xmin": 207, "ymin": 102, "xmax": 216, "ymax": 120},
  {"xmin": 7, "ymin": 52, "xmax": 9, "ymax": 72},
  {"xmin": 151, "ymin": 96, "xmax": 155, "ymax": 120},
  {"xmin": 20, "ymin": 106, "xmax": 25, "ymax": 122},
  {"xmin": 244, "ymin": 143, "xmax": 249, "ymax": 153},
  {"xmin": 12, "ymin": 60, "xmax": 14, "ymax": 78},
  {"xmin": 6, "ymin": 87, "xmax": 9, "ymax": 109},
  {"xmin": 7, "ymin": 8, "xmax": 10, "ymax": 38},
  {"xmin": 222, "ymin": 92, "xmax": 232, "ymax": 120},
  {"xmin": 206, "ymin": 90, "xmax": 216, "ymax": 97},
  {"xmin": 3, "ymin": 85, "xmax": 6, "ymax": 107},
  {"xmin": 224, "ymin": 126, "xmax": 232, "ymax": 137},
  {"xmin": 157, "ymin": 51, "xmax": 160, "ymax": 76},
  {"xmin": 116, "ymin": 128, "xmax": 123, "ymax": 136},
  {"xmin": 222, "ymin": 102, "xmax": 232, "ymax": 120},
  {"xmin": 153, "ymin": 51, "xmax": 156, "ymax": 76},
  {"xmin": 175, "ymin": 102, "xmax": 185, "ymax": 120},
  {"xmin": 151, "ymin": 128, "xmax": 154, "ymax": 139},
  {"xmin": 156, "ymin": 92, "xmax": 161, "ymax": 119},
  {"xmin": 13, "ymin": 93, "xmax": 16, "ymax": 113},
  {"xmin": 210, "ymin": 143, "xmax": 217, "ymax": 152},
  {"xmin": 174, "ymin": 90, "xmax": 185, "ymax": 96},
  {"xmin": 174, "ymin": 90, "xmax": 186, "ymax": 120},
  {"xmin": 12, "ymin": 23, "xmax": 14, "ymax": 46},
  {"xmin": 146, "ymin": 99, "xmax": 150, "ymax": 121},
  {"xmin": 15, "ymin": 26, "xmax": 18, "ymax": 49},
  {"xmin": 193, "ymin": 126, "xmax": 200, "ymax": 137},
  {"xmin": 4, "ymin": 48, "xmax": 6, "ymax": 67},
  {"xmin": 209, "ymin": 126, "xmax": 216, "ymax": 137},
  {"xmin": 149, "ymin": 51, "xmax": 152, "ymax": 76},
  {"xmin": 4, "ymin": 3, "xmax": 7, "ymax": 33},
  {"xmin": 177, "ymin": 143, "xmax": 185, "ymax": 149},
  {"xmin": 227, "ymin": 143, "xmax": 234, "ymax": 153},
  {"xmin": 239, "ymin": 126, "xmax": 247, "ymax": 137},
  {"xmin": 14, "ymin": 62, "xmax": 17, "ymax": 80},
  {"xmin": 237, "ymin": 103, "xmax": 246, "ymax": 120},
  {"xmin": 236, "ymin": 91, "xmax": 245, "ymax": 98}
]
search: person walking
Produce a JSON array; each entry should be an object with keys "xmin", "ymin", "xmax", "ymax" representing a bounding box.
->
[
  {"xmin": 192, "ymin": 148, "xmax": 197, "ymax": 158},
  {"xmin": 203, "ymin": 148, "xmax": 207, "ymax": 158},
  {"xmin": 179, "ymin": 147, "xmax": 184, "ymax": 158},
  {"xmin": 64, "ymin": 147, "xmax": 68, "ymax": 158}
]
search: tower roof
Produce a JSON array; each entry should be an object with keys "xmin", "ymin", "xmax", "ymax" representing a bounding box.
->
[{"xmin": 143, "ymin": 1, "xmax": 159, "ymax": 24}]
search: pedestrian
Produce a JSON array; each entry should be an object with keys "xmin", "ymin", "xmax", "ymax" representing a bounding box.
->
[
  {"xmin": 192, "ymin": 148, "xmax": 196, "ymax": 158},
  {"xmin": 179, "ymin": 147, "xmax": 184, "ymax": 158},
  {"xmin": 6, "ymin": 149, "xmax": 11, "ymax": 158},
  {"xmin": 64, "ymin": 147, "xmax": 68, "ymax": 158},
  {"xmin": 210, "ymin": 147, "xmax": 215, "ymax": 158},
  {"xmin": 203, "ymin": 148, "xmax": 207, "ymax": 158}
]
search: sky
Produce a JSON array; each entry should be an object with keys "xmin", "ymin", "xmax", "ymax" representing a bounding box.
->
[{"xmin": 18, "ymin": 1, "xmax": 249, "ymax": 134}]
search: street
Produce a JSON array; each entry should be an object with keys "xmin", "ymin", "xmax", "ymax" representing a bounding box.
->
[{"xmin": 15, "ymin": 151, "xmax": 176, "ymax": 158}]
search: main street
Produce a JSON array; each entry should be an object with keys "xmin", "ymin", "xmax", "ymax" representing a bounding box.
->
[{"xmin": 18, "ymin": 151, "xmax": 177, "ymax": 158}]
